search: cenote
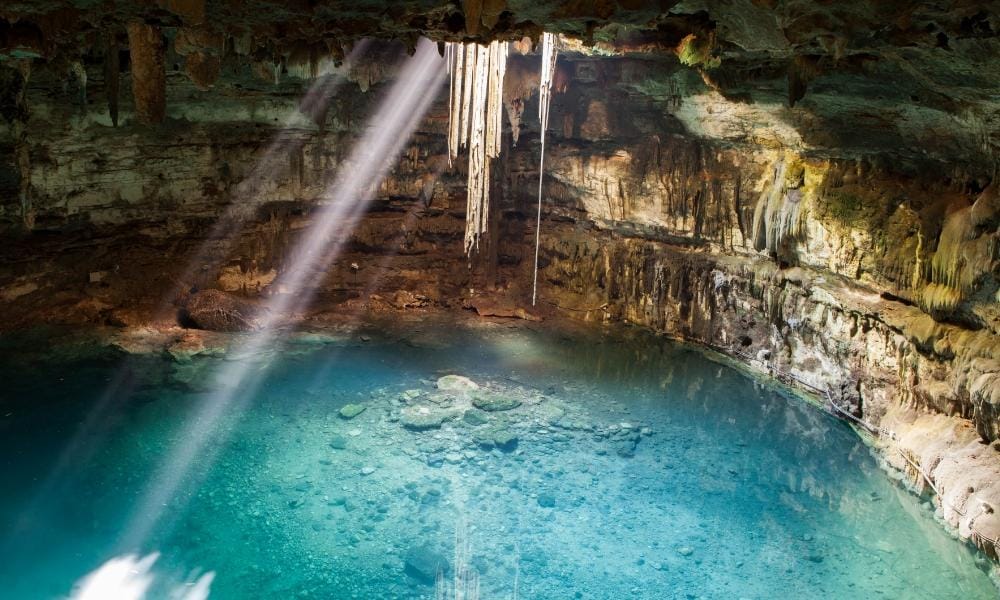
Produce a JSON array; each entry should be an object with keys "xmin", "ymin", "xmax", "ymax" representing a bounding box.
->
[
  {"xmin": 2, "ymin": 2, "xmax": 1000, "ymax": 599},
  {"xmin": 0, "ymin": 321, "xmax": 996, "ymax": 599}
]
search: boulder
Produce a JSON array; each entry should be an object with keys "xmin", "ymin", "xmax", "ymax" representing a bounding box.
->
[
  {"xmin": 339, "ymin": 403, "xmax": 367, "ymax": 419},
  {"xmin": 463, "ymin": 409, "xmax": 488, "ymax": 426},
  {"xmin": 471, "ymin": 392, "xmax": 521, "ymax": 412},
  {"xmin": 436, "ymin": 375, "xmax": 479, "ymax": 392},
  {"xmin": 183, "ymin": 289, "xmax": 263, "ymax": 332},
  {"xmin": 401, "ymin": 404, "xmax": 459, "ymax": 430},
  {"xmin": 474, "ymin": 427, "xmax": 518, "ymax": 451},
  {"xmin": 404, "ymin": 545, "xmax": 448, "ymax": 584}
]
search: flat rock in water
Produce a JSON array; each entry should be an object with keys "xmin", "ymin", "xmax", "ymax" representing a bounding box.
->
[
  {"xmin": 436, "ymin": 375, "xmax": 479, "ymax": 392},
  {"xmin": 472, "ymin": 392, "xmax": 521, "ymax": 412},
  {"xmin": 339, "ymin": 403, "xmax": 367, "ymax": 419},
  {"xmin": 463, "ymin": 409, "xmax": 488, "ymax": 426},
  {"xmin": 474, "ymin": 427, "xmax": 518, "ymax": 450},
  {"xmin": 425, "ymin": 392, "xmax": 455, "ymax": 407},
  {"xmin": 404, "ymin": 545, "xmax": 448, "ymax": 584},
  {"xmin": 401, "ymin": 404, "xmax": 459, "ymax": 430},
  {"xmin": 400, "ymin": 389, "xmax": 422, "ymax": 402}
]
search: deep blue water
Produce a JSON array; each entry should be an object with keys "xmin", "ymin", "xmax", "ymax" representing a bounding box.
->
[{"xmin": 0, "ymin": 320, "xmax": 995, "ymax": 599}]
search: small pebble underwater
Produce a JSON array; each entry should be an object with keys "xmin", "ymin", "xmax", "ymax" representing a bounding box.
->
[{"xmin": 0, "ymin": 321, "xmax": 996, "ymax": 599}]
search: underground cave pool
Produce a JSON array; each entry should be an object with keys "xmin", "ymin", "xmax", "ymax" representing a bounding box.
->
[{"xmin": 0, "ymin": 320, "xmax": 996, "ymax": 599}]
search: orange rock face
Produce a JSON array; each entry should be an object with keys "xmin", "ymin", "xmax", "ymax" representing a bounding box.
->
[{"xmin": 126, "ymin": 21, "xmax": 165, "ymax": 124}]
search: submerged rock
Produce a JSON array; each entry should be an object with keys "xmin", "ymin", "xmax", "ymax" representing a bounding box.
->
[
  {"xmin": 400, "ymin": 389, "xmax": 423, "ymax": 402},
  {"xmin": 401, "ymin": 404, "xmax": 459, "ymax": 430},
  {"xmin": 339, "ymin": 403, "xmax": 367, "ymax": 419},
  {"xmin": 166, "ymin": 331, "xmax": 221, "ymax": 363},
  {"xmin": 436, "ymin": 375, "xmax": 479, "ymax": 392},
  {"xmin": 471, "ymin": 391, "xmax": 521, "ymax": 412},
  {"xmin": 404, "ymin": 545, "xmax": 448, "ymax": 584},
  {"xmin": 463, "ymin": 409, "xmax": 488, "ymax": 426},
  {"xmin": 474, "ymin": 427, "xmax": 518, "ymax": 450},
  {"xmin": 425, "ymin": 392, "xmax": 455, "ymax": 407}
]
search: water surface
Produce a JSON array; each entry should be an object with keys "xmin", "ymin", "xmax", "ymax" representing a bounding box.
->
[{"xmin": 0, "ymin": 320, "xmax": 995, "ymax": 599}]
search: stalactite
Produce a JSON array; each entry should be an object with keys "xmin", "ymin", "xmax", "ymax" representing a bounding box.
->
[
  {"xmin": 104, "ymin": 31, "xmax": 120, "ymax": 126},
  {"xmin": 751, "ymin": 159, "xmax": 802, "ymax": 254},
  {"xmin": 126, "ymin": 21, "xmax": 166, "ymax": 124},
  {"xmin": 922, "ymin": 203, "xmax": 998, "ymax": 312},
  {"xmin": 446, "ymin": 39, "xmax": 508, "ymax": 254}
]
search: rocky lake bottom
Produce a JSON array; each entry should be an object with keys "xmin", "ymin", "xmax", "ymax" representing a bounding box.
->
[{"xmin": 0, "ymin": 317, "xmax": 997, "ymax": 599}]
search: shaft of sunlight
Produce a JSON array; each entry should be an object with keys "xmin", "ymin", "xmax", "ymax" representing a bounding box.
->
[
  {"xmin": 154, "ymin": 41, "xmax": 372, "ymax": 321},
  {"xmin": 119, "ymin": 38, "xmax": 446, "ymax": 551},
  {"xmin": 304, "ymin": 161, "xmax": 448, "ymax": 390},
  {"xmin": 1, "ymin": 47, "xmax": 371, "ymax": 559}
]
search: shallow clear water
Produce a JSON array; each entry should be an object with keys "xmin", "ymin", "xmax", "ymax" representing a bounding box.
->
[{"xmin": 0, "ymin": 320, "xmax": 995, "ymax": 599}]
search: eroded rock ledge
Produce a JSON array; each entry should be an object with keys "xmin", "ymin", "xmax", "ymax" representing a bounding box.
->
[
  {"xmin": 532, "ymin": 224, "xmax": 1000, "ymax": 558},
  {"xmin": 0, "ymin": 24, "xmax": 997, "ymax": 574}
]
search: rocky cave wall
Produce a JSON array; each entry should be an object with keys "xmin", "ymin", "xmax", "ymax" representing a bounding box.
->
[
  {"xmin": 2, "ymin": 41, "xmax": 997, "ymax": 439},
  {"xmin": 1, "ymin": 6, "xmax": 1000, "ymax": 558}
]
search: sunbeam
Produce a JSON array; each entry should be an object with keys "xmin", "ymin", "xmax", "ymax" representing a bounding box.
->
[
  {"xmin": 152, "ymin": 40, "xmax": 374, "ymax": 323},
  {"xmin": 118, "ymin": 38, "xmax": 447, "ymax": 552},
  {"xmin": 301, "ymin": 161, "xmax": 449, "ymax": 391},
  {"xmin": 0, "ymin": 44, "xmax": 373, "ymax": 557}
]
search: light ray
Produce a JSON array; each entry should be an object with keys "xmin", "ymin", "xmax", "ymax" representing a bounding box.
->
[
  {"xmin": 0, "ymin": 45, "xmax": 372, "ymax": 555},
  {"xmin": 118, "ymin": 38, "xmax": 447, "ymax": 551},
  {"xmin": 153, "ymin": 40, "xmax": 373, "ymax": 322},
  {"xmin": 302, "ymin": 162, "xmax": 448, "ymax": 391}
]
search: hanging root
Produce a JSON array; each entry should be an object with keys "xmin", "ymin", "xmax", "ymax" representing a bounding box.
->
[
  {"xmin": 532, "ymin": 32, "xmax": 558, "ymax": 306},
  {"xmin": 445, "ymin": 40, "xmax": 508, "ymax": 254}
]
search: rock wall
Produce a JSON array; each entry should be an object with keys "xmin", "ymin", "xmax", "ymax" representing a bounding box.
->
[{"xmin": 0, "ymin": 37, "xmax": 998, "ymax": 563}]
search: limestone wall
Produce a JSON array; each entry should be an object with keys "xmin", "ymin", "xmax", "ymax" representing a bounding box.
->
[{"xmin": 0, "ymin": 44, "xmax": 998, "ymax": 558}]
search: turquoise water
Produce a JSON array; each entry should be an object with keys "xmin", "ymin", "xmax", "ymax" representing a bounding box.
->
[{"xmin": 0, "ymin": 320, "xmax": 996, "ymax": 599}]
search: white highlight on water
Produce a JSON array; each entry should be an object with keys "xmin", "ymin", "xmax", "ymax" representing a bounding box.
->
[{"xmin": 68, "ymin": 552, "xmax": 214, "ymax": 600}]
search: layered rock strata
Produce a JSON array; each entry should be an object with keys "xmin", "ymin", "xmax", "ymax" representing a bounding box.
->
[{"xmin": 0, "ymin": 34, "xmax": 998, "ymax": 568}]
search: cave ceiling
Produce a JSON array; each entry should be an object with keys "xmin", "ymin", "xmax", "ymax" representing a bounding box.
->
[{"xmin": 0, "ymin": 0, "xmax": 998, "ymax": 178}]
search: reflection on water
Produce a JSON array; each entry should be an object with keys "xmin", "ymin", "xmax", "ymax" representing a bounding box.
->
[{"xmin": 0, "ymin": 320, "xmax": 996, "ymax": 599}]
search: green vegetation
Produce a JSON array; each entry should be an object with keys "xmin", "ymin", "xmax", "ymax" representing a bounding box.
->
[
  {"xmin": 826, "ymin": 192, "xmax": 866, "ymax": 223},
  {"xmin": 676, "ymin": 34, "xmax": 721, "ymax": 70}
]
